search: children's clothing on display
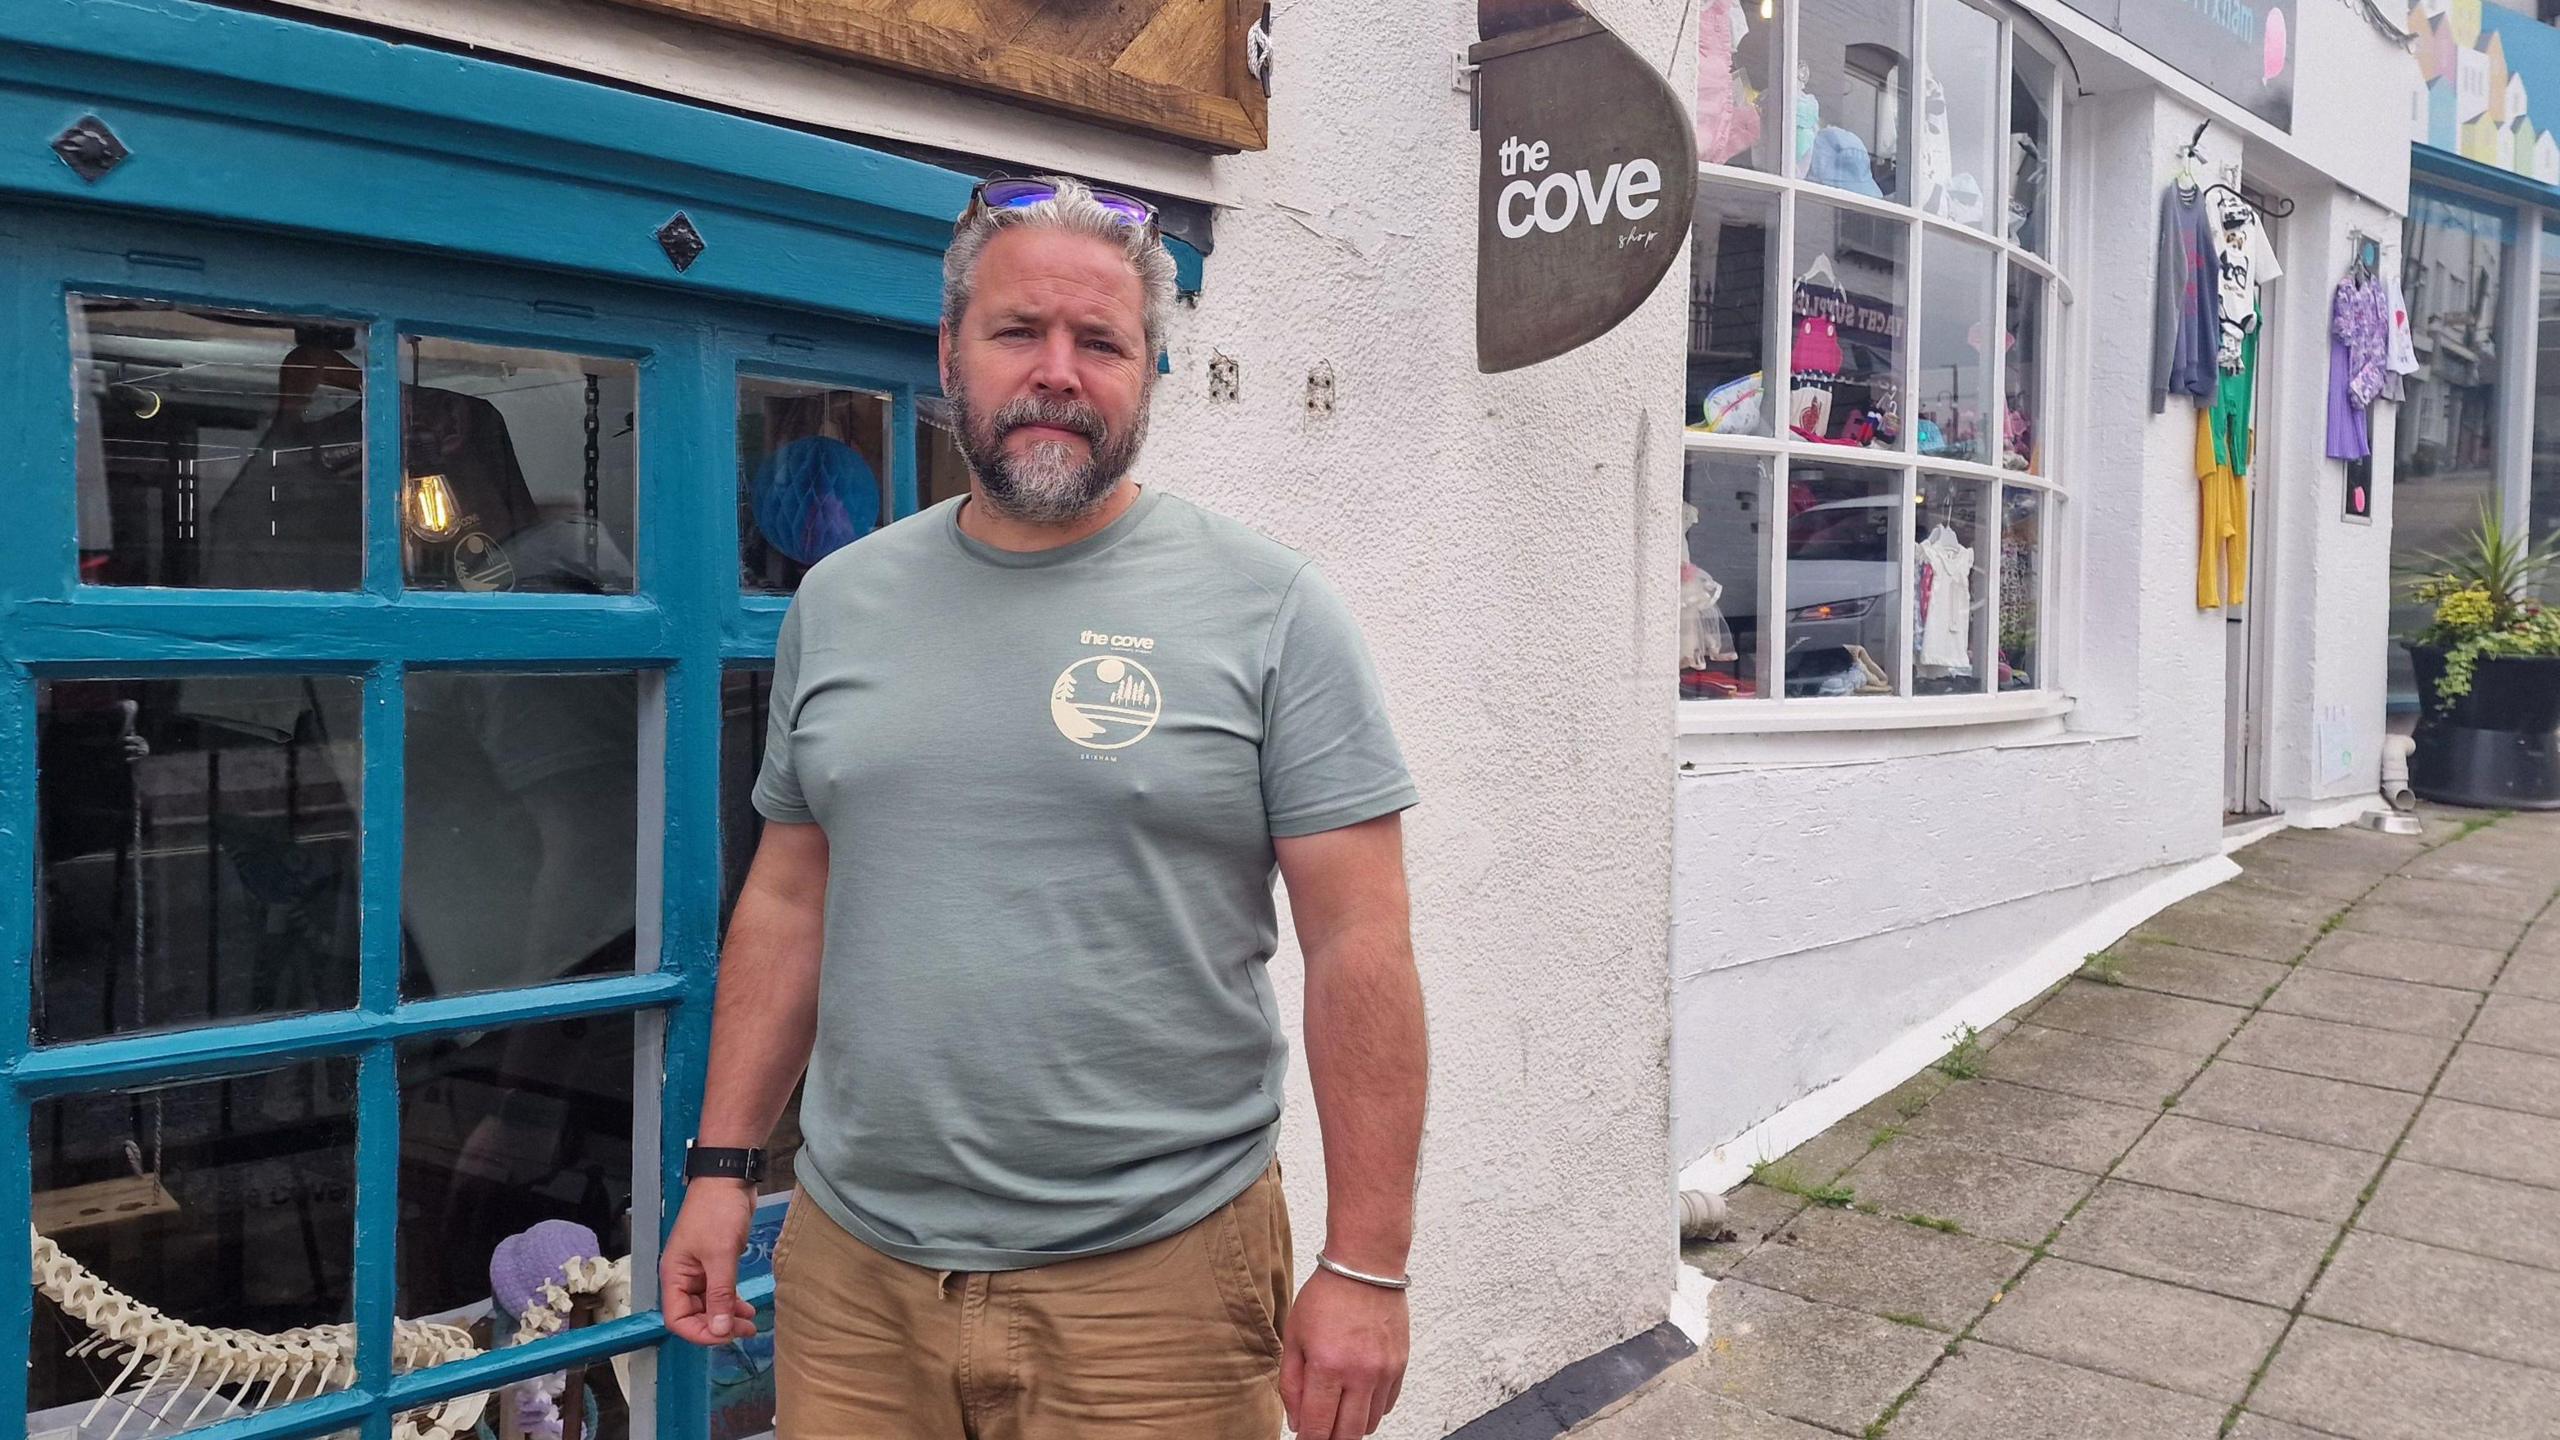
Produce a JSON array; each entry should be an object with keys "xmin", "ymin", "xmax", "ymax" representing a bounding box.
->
[
  {"xmin": 2151, "ymin": 186, "xmax": 2224, "ymax": 411},
  {"xmin": 1695, "ymin": 0, "xmax": 1763, "ymax": 168},
  {"xmin": 1804, "ymin": 127, "xmax": 1885, "ymax": 197},
  {"xmin": 1915, "ymin": 524, "xmax": 1975, "ymax": 677},
  {"xmin": 2382, "ymin": 267, "xmax": 2420, "ymax": 403},
  {"xmin": 2196, "ymin": 323, "xmax": 2258, "ymax": 610},
  {"xmin": 2325, "ymin": 274, "xmax": 2390, "ymax": 461},
  {"xmin": 2208, "ymin": 189, "xmax": 2282, "ymax": 372}
]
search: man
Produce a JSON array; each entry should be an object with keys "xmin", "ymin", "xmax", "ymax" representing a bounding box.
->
[{"xmin": 661, "ymin": 176, "xmax": 1429, "ymax": 1440}]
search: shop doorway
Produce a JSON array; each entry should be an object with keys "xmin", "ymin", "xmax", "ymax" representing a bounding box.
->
[{"xmin": 2224, "ymin": 183, "xmax": 2287, "ymax": 821}]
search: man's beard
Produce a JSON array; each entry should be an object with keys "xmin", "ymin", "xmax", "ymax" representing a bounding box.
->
[{"xmin": 948, "ymin": 377, "xmax": 1149, "ymax": 525}]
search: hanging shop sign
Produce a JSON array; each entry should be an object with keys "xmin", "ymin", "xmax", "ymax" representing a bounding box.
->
[
  {"xmin": 1473, "ymin": 0, "xmax": 1698, "ymax": 373},
  {"xmin": 2056, "ymin": 0, "xmax": 2297, "ymax": 130},
  {"xmin": 2413, "ymin": 0, "xmax": 2560, "ymax": 187}
]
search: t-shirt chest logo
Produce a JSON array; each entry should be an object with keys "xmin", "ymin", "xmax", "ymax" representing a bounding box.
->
[{"xmin": 1050, "ymin": 632, "xmax": 1162, "ymax": 751}]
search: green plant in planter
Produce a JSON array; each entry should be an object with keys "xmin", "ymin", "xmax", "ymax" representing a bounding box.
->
[{"xmin": 2403, "ymin": 505, "xmax": 2560, "ymax": 709}]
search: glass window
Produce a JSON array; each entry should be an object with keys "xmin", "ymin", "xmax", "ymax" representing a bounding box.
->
[
  {"xmin": 36, "ymin": 676, "xmax": 363, "ymax": 1044},
  {"xmin": 1682, "ymin": 454, "xmax": 1776, "ymax": 699},
  {"xmin": 2004, "ymin": 267, "xmax": 2045, "ymax": 473},
  {"xmin": 1791, "ymin": 201, "xmax": 1906, "ymax": 449},
  {"xmin": 2009, "ymin": 42, "xmax": 2055, "ymax": 253},
  {"xmin": 918, "ymin": 398, "xmax": 975, "ymax": 509},
  {"xmin": 2533, "ymin": 227, "xmax": 2560, "ymax": 602},
  {"xmin": 400, "ymin": 339, "xmax": 636, "ymax": 595},
  {"xmin": 1798, "ymin": 0, "xmax": 1910, "ymax": 201},
  {"xmin": 739, "ymin": 376, "xmax": 892, "ymax": 593},
  {"xmin": 1998, "ymin": 485, "xmax": 2045, "ymax": 691},
  {"xmin": 1688, "ymin": 188, "xmax": 1782, "ymax": 437},
  {"xmin": 1918, "ymin": 0, "xmax": 2000, "ymax": 230},
  {"xmin": 1784, "ymin": 465, "xmax": 1903, "ymax": 696},
  {"xmin": 1915, "ymin": 231, "xmax": 1997, "ymax": 464},
  {"xmin": 30, "ymin": 1060, "xmax": 356, "ymax": 1436},
  {"xmin": 402, "ymin": 672, "xmax": 639, "ymax": 998},
  {"xmin": 72, "ymin": 297, "xmax": 367, "ymax": 591},
  {"xmin": 1699, "ymin": 0, "xmax": 1784, "ymax": 173},
  {"xmin": 1914, "ymin": 475, "xmax": 1991, "ymax": 695}
]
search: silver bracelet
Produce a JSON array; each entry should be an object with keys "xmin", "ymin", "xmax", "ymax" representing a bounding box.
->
[{"xmin": 1314, "ymin": 1253, "xmax": 1411, "ymax": 1291}]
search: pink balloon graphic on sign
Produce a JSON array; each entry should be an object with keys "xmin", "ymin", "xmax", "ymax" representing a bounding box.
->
[{"xmin": 2265, "ymin": 9, "xmax": 2288, "ymax": 83}]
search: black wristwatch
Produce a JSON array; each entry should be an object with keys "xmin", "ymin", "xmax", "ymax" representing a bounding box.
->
[{"xmin": 684, "ymin": 1141, "xmax": 768, "ymax": 1185}]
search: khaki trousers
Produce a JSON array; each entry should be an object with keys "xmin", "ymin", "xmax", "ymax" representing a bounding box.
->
[{"xmin": 773, "ymin": 1164, "xmax": 1292, "ymax": 1439}]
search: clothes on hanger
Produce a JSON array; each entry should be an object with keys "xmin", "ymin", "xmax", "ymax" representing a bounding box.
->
[
  {"xmin": 2198, "ymin": 322, "xmax": 2258, "ymax": 610},
  {"xmin": 1695, "ymin": 0, "xmax": 1764, "ymax": 167},
  {"xmin": 2381, "ymin": 261, "xmax": 2420, "ymax": 404},
  {"xmin": 2325, "ymin": 271, "xmax": 2391, "ymax": 461},
  {"xmin": 2152, "ymin": 184, "xmax": 2224, "ymax": 411},
  {"xmin": 1915, "ymin": 523, "xmax": 1975, "ymax": 676},
  {"xmin": 2207, "ymin": 187, "xmax": 2283, "ymax": 372}
]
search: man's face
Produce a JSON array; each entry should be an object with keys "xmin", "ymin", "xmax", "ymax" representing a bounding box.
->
[{"xmin": 941, "ymin": 227, "xmax": 1154, "ymax": 523}]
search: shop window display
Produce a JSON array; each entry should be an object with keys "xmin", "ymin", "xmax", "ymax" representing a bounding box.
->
[
  {"xmin": 2004, "ymin": 268, "xmax": 2045, "ymax": 472},
  {"xmin": 1682, "ymin": 454, "xmax": 1776, "ymax": 699},
  {"xmin": 1791, "ymin": 200, "xmax": 1906, "ymax": 449},
  {"xmin": 1914, "ymin": 475, "xmax": 1992, "ymax": 695},
  {"xmin": 1687, "ymin": 188, "xmax": 1781, "ymax": 438},
  {"xmin": 1999, "ymin": 485, "xmax": 2044, "ymax": 691},
  {"xmin": 2009, "ymin": 43, "xmax": 2055, "ymax": 254},
  {"xmin": 1698, "ymin": 0, "xmax": 1784, "ymax": 174},
  {"xmin": 1915, "ymin": 229, "xmax": 1997, "ymax": 463},
  {"xmin": 1917, "ymin": 0, "xmax": 1999, "ymax": 231},
  {"xmin": 1798, "ymin": 0, "xmax": 1909, "ymax": 200},
  {"xmin": 1784, "ymin": 465, "xmax": 1904, "ymax": 696},
  {"xmin": 738, "ymin": 376, "xmax": 893, "ymax": 593}
]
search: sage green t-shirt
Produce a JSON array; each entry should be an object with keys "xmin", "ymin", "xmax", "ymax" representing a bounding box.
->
[{"xmin": 754, "ymin": 488, "xmax": 1417, "ymax": 1270}]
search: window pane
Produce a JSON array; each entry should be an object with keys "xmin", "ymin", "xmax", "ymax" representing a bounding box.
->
[
  {"xmin": 1914, "ymin": 475, "xmax": 1991, "ymax": 695},
  {"xmin": 1681, "ymin": 453, "xmax": 1776, "ymax": 699},
  {"xmin": 739, "ymin": 376, "xmax": 891, "ymax": 593},
  {"xmin": 1998, "ymin": 485, "xmax": 2045, "ymax": 691},
  {"xmin": 1784, "ymin": 465, "xmax": 1903, "ymax": 696},
  {"xmin": 2004, "ymin": 267, "xmax": 2045, "ymax": 473},
  {"xmin": 919, "ymin": 398, "xmax": 975, "ymax": 510},
  {"xmin": 1688, "ymin": 187, "xmax": 1780, "ymax": 437},
  {"xmin": 403, "ymin": 672, "xmax": 638, "ymax": 998},
  {"xmin": 719, "ymin": 668, "xmax": 809, "ymax": 1198},
  {"xmin": 1798, "ymin": 0, "xmax": 1910, "ymax": 202},
  {"xmin": 1791, "ymin": 201, "xmax": 1906, "ymax": 450},
  {"xmin": 2533, "ymin": 225, "xmax": 2560, "ymax": 603},
  {"xmin": 36, "ymin": 676, "xmax": 361, "ymax": 1044},
  {"xmin": 30, "ymin": 1060, "xmax": 355, "ymax": 1436},
  {"xmin": 1918, "ymin": 0, "xmax": 1999, "ymax": 230},
  {"xmin": 72, "ymin": 297, "xmax": 366, "ymax": 591},
  {"xmin": 398, "ymin": 1013, "xmax": 636, "ymax": 1428},
  {"xmin": 401, "ymin": 339, "xmax": 636, "ymax": 594},
  {"xmin": 1916, "ymin": 230, "xmax": 1996, "ymax": 464},
  {"xmin": 2010, "ymin": 41, "xmax": 2056, "ymax": 252},
  {"xmin": 1698, "ymin": 0, "xmax": 1783, "ymax": 173}
]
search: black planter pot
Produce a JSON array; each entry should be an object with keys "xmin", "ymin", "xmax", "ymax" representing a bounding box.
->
[{"xmin": 2408, "ymin": 644, "xmax": 2560, "ymax": 809}]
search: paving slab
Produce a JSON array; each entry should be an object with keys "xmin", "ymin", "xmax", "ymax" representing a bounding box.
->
[
  {"xmin": 2252, "ymin": 1318, "xmax": 2560, "ymax": 1440},
  {"xmin": 2359, "ymin": 1159, "xmax": 2560, "ymax": 1272},
  {"xmin": 1970, "ymin": 1257, "xmax": 2287, "ymax": 1402},
  {"xmin": 1897, "ymin": 1079, "xmax": 2156, "ymax": 1175},
  {"xmin": 1835, "ymin": 1138, "xmax": 2092, "ymax": 1247},
  {"xmin": 2049, "ymin": 1179, "xmax": 2336, "ymax": 1308},
  {"xmin": 2185, "ymin": 882, "xmax": 2353, "ymax": 928},
  {"xmin": 2364, "ymin": 874, "xmax": 2553, "ymax": 923},
  {"xmin": 2301, "ymin": 929, "xmax": 2507, "ymax": 990},
  {"xmin": 1976, "ymin": 1022, "xmax": 2208, "ymax": 1109},
  {"xmin": 2334, "ymin": 900, "xmax": 2529, "ymax": 955},
  {"xmin": 1728, "ymin": 1203, "xmax": 2021, "ymax": 1332},
  {"xmin": 2307, "ymin": 1230, "xmax": 2560, "ymax": 1372},
  {"xmin": 2434, "ymin": 1041, "xmax": 2560, "ymax": 1120},
  {"xmin": 2227, "ymin": 856, "xmax": 2389, "ymax": 904},
  {"xmin": 2391, "ymin": 845, "xmax": 2560, "ymax": 895},
  {"xmin": 2260, "ymin": 968, "xmax": 2481, "ymax": 1039},
  {"xmin": 2217, "ymin": 1011, "xmax": 2453, "ymax": 1093},
  {"xmin": 1568, "ymin": 1376, "xmax": 1838, "ymax": 1440},
  {"xmin": 1884, "ymin": 1342, "xmax": 2227, "ymax": 1440},
  {"xmin": 1688, "ymin": 1281, "xmax": 1941, "ymax": 1434},
  {"xmin": 2097, "ymin": 940, "xmax": 2291, "ymax": 1007},
  {"xmin": 2113, "ymin": 1115, "xmax": 2379, "ymax": 1222},
  {"xmin": 2135, "ymin": 905, "xmax": 2327, "ymax": 963},
  {"xmin": 1682, "ymin": 1183, "xmax": 1807, "ymax": 1279},
  {"xmin": 2496, "ymin": 945, "xmax": 2560, "ymax": 1002},
  {"xmin": 2400, "ymin": 1096, "xmax": 2560, "ymax": 1189},
  {"xmin": 2172, "ymin": 1060, "xmax": 2421, "ymax": 1153},
  {"xmin": 2470, "ymin": 992, "xmax": 2560, "ymax": 1059},
  {"xmin": 2027, "ymin": 981, "xmax": 2250, "ymax": 1055},
  {"xmin": 2227, "ymin": 1415, "xmax": 2350, "ymax": 1440}
]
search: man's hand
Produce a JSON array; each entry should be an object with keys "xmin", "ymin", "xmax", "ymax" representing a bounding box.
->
[
  {"xmin": 660, "ymin": 1181, "xmax": 761, "ymax": 1346},
  {"xmin": 1280, "ymin": 1269, "xmax": 1409, "ymax": 1439}
]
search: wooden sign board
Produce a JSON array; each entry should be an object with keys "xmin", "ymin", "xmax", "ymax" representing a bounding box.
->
[{"xmin": 595, "ymin": 0, "xmax": 1268, "ymax": 152}]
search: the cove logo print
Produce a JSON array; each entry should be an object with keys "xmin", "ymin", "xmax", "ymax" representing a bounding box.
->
[{"xmin": 1050, "ymin": 640, "xmax": 1162, "ymax": 751}]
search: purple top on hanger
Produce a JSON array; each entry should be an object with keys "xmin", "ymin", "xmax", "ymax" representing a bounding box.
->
[{"xmin": 2326, "ymin": 275, "xmax": 2389, "ymax": 461}]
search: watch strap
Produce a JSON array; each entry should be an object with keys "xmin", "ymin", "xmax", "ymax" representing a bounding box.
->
[{"xmin": 684, "ymin": 1142, "xmax": 767, "ymax": 1183}]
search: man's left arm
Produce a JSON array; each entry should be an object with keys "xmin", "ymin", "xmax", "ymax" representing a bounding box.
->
[{"xmin": 1275, "ymin": 812, "xmax": 1427, "ymax": 1440}]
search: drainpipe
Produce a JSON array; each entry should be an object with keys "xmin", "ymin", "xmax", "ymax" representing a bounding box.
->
[
  {"xmin": 1677, "ymin": 1189, "xmax": 1728, "ymax": 1239},
  {"xmin": 2381, "ymin": 733, "xmax": 2416, "ymax": 812}
]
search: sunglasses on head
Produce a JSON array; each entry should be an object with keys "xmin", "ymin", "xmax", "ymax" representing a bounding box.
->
[{"xmin": 962, "ymin": 178, "xmax": 1160, "ymax": 245}]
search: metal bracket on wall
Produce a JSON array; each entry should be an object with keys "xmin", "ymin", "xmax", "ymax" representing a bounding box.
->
[
  {"xmin": 51, "ymin": 115, "xmax": 129, "ymax": 183},
  {"xmin": 1208, "ymin": 351, "xmax": 1240, "ymax": 403},
  {"xmin": 656, "ymin": 211, "xmax": 707, "ymax": 272}
]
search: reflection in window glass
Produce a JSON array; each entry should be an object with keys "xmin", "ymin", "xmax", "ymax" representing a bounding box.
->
[
  {"xmin": 718, "ymin": 668, "xmax": 810, "ymax": 1207},
  {"xmin": 918, "ymin": 398, "xmax": 975, "ymax": 509},
  {"xmin": 1914, "ymin": 476, "xmax": 1992, "ymax": 696},
  {"xmin": 1919, "ymin": 0, "xmax": 1999, "ymax": 229},
  {"xmin": 30, "ymin": 1061, "xmax": 356, "ymax": 1436},
  {"xmin": 398, "ymin": 1015, "xmax": 633, "ymax": 1416},
  {"xmin": 402, "ymin": 672, "xmax": 637, "ymax": 999},
  {"xmin": 2010, "ymin": 42, "xmax": 2056, "ymax": 252},
  {"xmin": 1916, "ymin": 230, "xmax": 1997, "ymax": 464},
  {"xmin": 739, "ymin": 376, "xmax": 891, "ymax": 593},
  {"xmin": 72, "ymin": 297, "xmax": 366, "ymax": 591},
  {"xmin": 1999, "ymin": 486, "xmax": 2045, "ymax": 691},
  {"xmin": 1791, "ymin": 202, "xmax": 1905, "ymax": 449},
  {"xmin": 2005, "ymin": 269, "xmax": 2045, "ymax": 473},
  {"xmin": 400, "ymin": 339, "xmax": 636, "ymax": 595},
  {"xmin": 1798, "ymin": 0, "xmax": 1909, "ymax": 201},
  {"xmin": 1687, "ymin": 188, "xmax": 1780, "ymax": 437},
  {"xmin": 1698, "ymin": 0, "xmax": 1783, "ymax": 173},
  {"xmin": 1681, "ymin": 454, "xmax": 1775, "ymax": 699},
  {"xmin": 36, "ymin": 676, "xmax": 361, "ymax": 1044},
  {"xmin": 1785, "ymin": 466, "xmax": 1903, "ymax": 696},
  {"xmin": 2531, "ymin": 226, "xmax": 2560, "ymax": 602}
]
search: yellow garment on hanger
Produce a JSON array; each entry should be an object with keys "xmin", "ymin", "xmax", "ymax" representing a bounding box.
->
[{"xmin": 2196, "ymin": 408, "xmax": 2249, "ymax": 609}]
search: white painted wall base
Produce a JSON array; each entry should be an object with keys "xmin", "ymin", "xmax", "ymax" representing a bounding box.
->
[
  {"xmin": 1666, "ymin": 1265, "xmax": 1713, "ymax": 1347},
  {"xmin": 1675, "ymin": 849, "xmax": 2240, "ymax": 1195}
]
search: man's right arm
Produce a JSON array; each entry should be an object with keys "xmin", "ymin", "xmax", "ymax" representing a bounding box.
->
[{"xmin": 660, "ymin": 818, "xmax": 830, "ymax": 1345}]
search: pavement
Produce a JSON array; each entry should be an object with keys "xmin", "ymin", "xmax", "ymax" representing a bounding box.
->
[{"xmin": 1577, "ymin": 807, "xmax": 2560, "ymax": 1440}]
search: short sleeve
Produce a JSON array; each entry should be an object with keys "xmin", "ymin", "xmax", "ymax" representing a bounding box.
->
[
  {"xmin": 1260, "ymin": 564, "xmax": 1419, "ymax": 838},
  {"xmin": 2249, "ymin": 222, "xmax": 2283, "ymax": 286},
  {"xmin": 752, "ymin": 600, "xmax": 815, "ymax": 825}
]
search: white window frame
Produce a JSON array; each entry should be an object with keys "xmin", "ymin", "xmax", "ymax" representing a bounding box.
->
[{"xmin": 1680, "ymin": 0, "xmax": 2071, "ymax": 734}]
